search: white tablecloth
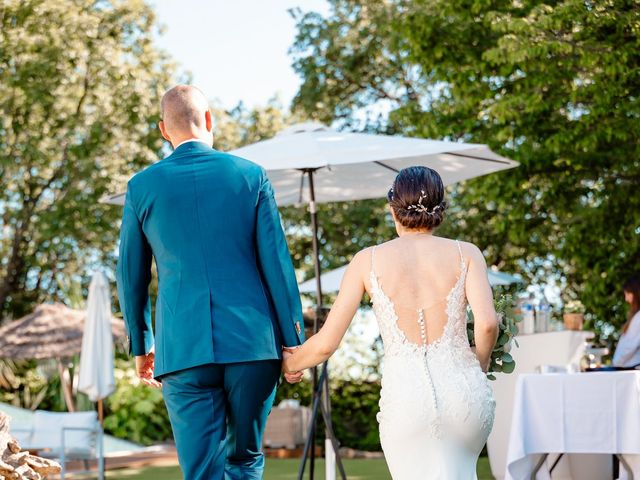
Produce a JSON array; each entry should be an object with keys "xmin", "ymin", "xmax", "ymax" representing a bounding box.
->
[
  {"xmin": 506, "ymin": 371, "xmax": 640, "ymax": 480},
  {"xmin": 487, "ymin": 331, "xmax": 591, "ymax": 478}
]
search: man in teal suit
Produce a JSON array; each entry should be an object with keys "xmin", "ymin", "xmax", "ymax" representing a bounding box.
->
[{"xmin": 116, "ymin": 85, "xmax": 304, "ymax": 479}]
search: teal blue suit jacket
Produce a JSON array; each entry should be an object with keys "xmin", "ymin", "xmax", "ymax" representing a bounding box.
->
[{"xmin": 116, "ymin": 141, "xmax": 304, "ymax": 378}]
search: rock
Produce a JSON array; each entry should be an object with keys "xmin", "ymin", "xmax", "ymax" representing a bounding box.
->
[{"xmin": 0, "ymin": 412, "xmax": 61, "ymax": 479}]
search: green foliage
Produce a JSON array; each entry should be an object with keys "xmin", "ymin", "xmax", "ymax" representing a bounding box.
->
[
  {"xmin": 103, "ymin": 359, "xmax": 172, "ymax": 446},
  {"xmin": 290, "ymin": 0, "xmax": 640, "ymax": 343},
  {"xmin": 0, "ymin": 0, "xmax": 174, "ymax": 320},
  {"xmin": 275, "ymin": 376, "xmax": 313, "ymax": 406},
  {"xmin": 276, "ymin": 377, "xmax": 382, "ymax": 451},
  {"xmin": 0, "ymin": 358, "xmax": 95, "ymax": 412},
  {"xmin": 0, "ymin": 359, "xmax": 49, "ymax": 410},
  {"xmin": 468, "ymin": 294, "xmax": 520, "ymax": 380},
  {"xmin": 282, "ymin": 199, "xmax": 395, "ymax": 282},
  {"xmin": 329, "ymin": 380, "xmax": 382, "ymax": 451}
]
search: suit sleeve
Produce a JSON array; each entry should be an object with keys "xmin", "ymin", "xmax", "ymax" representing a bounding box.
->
[
  {"xmin": 116, "ymin": 184, "xmax": 154, "ymax": 356},
  {"xmin": 255, "ymin": 172, "xmax": 305, "ymax": 347}
]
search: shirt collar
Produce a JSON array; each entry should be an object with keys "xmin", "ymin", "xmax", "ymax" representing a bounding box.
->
[{"xmin": 175, "ymin": 138, "xmax": 211, "ymax": 149}]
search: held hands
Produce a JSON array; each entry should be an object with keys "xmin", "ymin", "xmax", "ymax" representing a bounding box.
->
[
  {"xmin": 135, "ymin": 351, "xmax": 162, "ymax": 388},
  {"xmin": 282, "ymin": 346, "xmax": 304, "ymax": 384}
]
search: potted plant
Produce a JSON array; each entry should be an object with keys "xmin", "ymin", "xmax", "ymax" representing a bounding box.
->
[{"xmin": 563, "ymin": 300, "xmax": 585, "ymax": 330}]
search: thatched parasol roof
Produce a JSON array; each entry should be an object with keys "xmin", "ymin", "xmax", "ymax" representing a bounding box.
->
[{"xmin": 0, "ymin": 303, "xmax": 126, "ymax": 360}]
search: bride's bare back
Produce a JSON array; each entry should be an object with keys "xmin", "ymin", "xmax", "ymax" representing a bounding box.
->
[{"xmin": 365, "ymin": 234, "xmax": 467, "ymax": 348}]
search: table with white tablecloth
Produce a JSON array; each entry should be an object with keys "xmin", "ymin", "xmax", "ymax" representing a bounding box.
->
[
  {"xmin": 506, "ymin": 371, "xmax": 640, "ymax": 480},
  {"xmin": 487, "ymin": 330, "xmax": 592, "ymax": 478}
]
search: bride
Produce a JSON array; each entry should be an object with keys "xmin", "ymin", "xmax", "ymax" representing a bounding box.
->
[{"xmin": 283, "ymin": 166, "xmax": 498, "ymax": 479}]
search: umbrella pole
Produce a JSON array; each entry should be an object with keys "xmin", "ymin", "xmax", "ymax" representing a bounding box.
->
[
  {"xmin": 97, "ymin": 399, "xmax": 104, "ymax": 425},
  {"xmin": 298, "ymin": 170, "xmax": 346, "ymax": 480}
]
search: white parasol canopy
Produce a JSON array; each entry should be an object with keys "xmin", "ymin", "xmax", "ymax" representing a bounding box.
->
[
  {"xmin": 100, "ymin": 122, "xmax": 518, "ymax": 207},
  {"xmin": 78, "ymin": 272, "xmax": 116, "ymax": 403},
  {"xmin": 229, "ymin": 122, "xmax": 518, "ymax": 206},
  {"xmin": 299, "ymin": 265, "xmax": 523, "ymax": 294}
]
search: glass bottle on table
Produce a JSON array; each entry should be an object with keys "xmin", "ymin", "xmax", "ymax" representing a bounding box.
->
[
  {"xmin": 522, "ymin": 302, "xmax": 535, "ymax": 335},
  {"xmin": 535, "ymin": 297, "xmax": 551, "ymax": 333}
]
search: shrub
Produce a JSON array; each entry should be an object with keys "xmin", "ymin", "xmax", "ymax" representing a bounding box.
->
[{"xmin": 103, "ymin": 360, "xmax": 172, "ymax": 445}]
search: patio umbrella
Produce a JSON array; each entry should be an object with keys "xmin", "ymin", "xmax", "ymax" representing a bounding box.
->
[
  {"xmin": 230, "ymin": 122, "xmax": 519, "ymax": 206},
  {"xmin": 0, "ymin": 303, "xmax": 126, "ymax": 412},
  {"xmin": 78, "ymin": 272, "xmax": 116, "ymax": 424},
  {"xmin": 299, "ymin": 265, "xmax": 524, "ymax": 294}
]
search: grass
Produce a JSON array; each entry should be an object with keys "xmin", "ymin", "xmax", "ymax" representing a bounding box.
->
[{"xmin": 106, "ymin": 457, "xmax": 494, "ymax": 479}]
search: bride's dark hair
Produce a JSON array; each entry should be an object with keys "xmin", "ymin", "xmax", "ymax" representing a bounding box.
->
[{"xmin": 387, "ymin": 166, "xmax": 447, "ymax": 230}]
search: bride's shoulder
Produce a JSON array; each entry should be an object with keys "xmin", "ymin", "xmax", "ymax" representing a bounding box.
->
[
  {"xmin": 349, "ymin": 240, "xmax": 394, "ymax": 267},
  {"xmin": 437, "ymin": 237, "xmax": 485, "ymax": 262}
]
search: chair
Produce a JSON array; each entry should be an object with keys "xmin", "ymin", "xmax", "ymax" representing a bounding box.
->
[
  {"xmin": 12, "ymin": 410, "xmax": 104, "ymax": 480},
  {"xmin": 263, "ymin": 402, "xmax": 311, "ymax": 449}
]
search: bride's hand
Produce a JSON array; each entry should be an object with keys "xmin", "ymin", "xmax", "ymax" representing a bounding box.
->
[{"xmin": 282, "ymin": 347, "xmax": 304, "ymax": 383}]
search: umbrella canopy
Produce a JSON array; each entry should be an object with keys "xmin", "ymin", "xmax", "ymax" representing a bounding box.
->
[
  {"xmin": 299, "ymin": 265, "xmax": 523, "ymax": 294},
  {"xmin": 78, "ymin": 272, "xmax": 116, "ymax": 402},
  {"xmin": 0, "ymin": 303, "xmax": 126, "ymax": 360},
  {"xmin": 100, "ymin": 122, "xmax": 518, "ymax": 207},
  {"xmin": 229, "ymin": 122, "xmax": 519, "ymax": 206}
]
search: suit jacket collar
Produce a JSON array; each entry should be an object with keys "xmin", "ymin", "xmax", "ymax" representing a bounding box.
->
[{"xmin": 170, "ymin": 140, "xmax": 215, "ymax": 158}]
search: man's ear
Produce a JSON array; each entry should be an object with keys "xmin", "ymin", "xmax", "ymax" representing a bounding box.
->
[
  {"xmin": 205, "ymin": 110, "xmax": 213, "ymax": 132},
  {"xmin": 158, "ymin": 120, "xmax": 171, "ymax": 142}
]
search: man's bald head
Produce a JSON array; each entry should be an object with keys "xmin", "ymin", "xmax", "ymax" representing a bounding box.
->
[{"xmin": 159, "ymin": 85, "xmax": 213, "ymax": 147}]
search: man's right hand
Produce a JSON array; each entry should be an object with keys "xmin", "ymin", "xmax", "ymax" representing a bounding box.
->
[{"xmin": 135, "ymin": 352, "xmax": 162, "ymax": 388}]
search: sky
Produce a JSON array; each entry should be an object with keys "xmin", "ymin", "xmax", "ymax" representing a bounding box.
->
[{"xmin": 149, "ymin": 0, "xmax": 330, "ymax": 109}]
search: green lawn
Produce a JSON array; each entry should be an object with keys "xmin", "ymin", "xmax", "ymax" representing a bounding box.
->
[{"xmin": 106, "ymin": 457, "xmax": 494, "ymax": 479}]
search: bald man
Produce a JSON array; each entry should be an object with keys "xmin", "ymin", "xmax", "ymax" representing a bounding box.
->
[{"xmin": 116, "ymin": 85, "xmax": 305, "ymax": 479}]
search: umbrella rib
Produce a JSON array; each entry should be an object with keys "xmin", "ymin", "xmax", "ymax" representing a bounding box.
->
[
  {"xmin": 445, "ymin": 151, "xmax": 513, "ymax": 165},
  {"xmin": 374, "ymin": 161, "xmax": 400, "ymax": 173}
]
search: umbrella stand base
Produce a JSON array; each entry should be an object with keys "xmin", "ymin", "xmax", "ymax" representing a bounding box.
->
[{"xmin": 297, "ymin": 362, "xmax": 346, "ymax": 480}]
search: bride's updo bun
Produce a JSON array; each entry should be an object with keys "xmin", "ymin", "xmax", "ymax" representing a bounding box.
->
[{"xmin": 387, "ymin": 166, "xmax": 447, "ymax": 230}]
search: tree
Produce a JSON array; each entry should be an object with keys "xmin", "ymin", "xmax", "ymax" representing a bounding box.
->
[
  {"xmin": 290, "ymin": 0, "xmax": 640, "ymax": 339},
  {"xmin": 0, "ymin": 0, "xmax": 174, "ymax": 319}
]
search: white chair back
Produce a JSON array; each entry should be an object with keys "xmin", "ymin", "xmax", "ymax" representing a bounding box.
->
[{"xmin": 31, "ymin": 410, "xmax": 97, "ymax": 452}]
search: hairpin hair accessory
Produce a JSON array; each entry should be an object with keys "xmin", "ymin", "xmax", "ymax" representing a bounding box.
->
[{"xmin": 406, "ymin": 190, "xmax": 443, "ymax": 216}]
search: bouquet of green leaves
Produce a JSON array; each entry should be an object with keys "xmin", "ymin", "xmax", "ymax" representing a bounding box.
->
[{"xmin": 467, "ymin": 294, "xmax": 520, "ymax": 380}]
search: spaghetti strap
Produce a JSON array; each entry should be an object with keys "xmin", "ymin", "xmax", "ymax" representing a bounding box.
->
[
  {"xmin": 371, "ymin": 246, "xmax": 378, "ymax": 274},
  {"xmin": 455, "ymin": 240, "xmax": 464, "ymax": 266}
]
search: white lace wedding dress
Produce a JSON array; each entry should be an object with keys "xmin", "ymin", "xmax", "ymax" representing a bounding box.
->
[{"xmin": 370, "ymin": 241, "xmax": 495, "ymax": 479}]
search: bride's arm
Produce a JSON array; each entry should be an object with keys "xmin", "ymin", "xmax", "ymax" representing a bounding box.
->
[
  {"xmin": 465, "ymin": 243, "xmax": 499, "ymax": 372},
  {"xmin": 283, "ymin": 250, "xmax": 367, "ymax": 373}
]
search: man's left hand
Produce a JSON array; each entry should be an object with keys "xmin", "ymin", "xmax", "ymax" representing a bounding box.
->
[{"xmin": 282, "ymin": 347, "xmax": 304, "ymax": 384}]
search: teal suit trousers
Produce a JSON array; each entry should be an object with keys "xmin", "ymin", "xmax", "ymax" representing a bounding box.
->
[{"xmin": 162, "ymin": 360, "xmax": 281, "ymax": 480}]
